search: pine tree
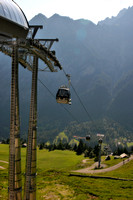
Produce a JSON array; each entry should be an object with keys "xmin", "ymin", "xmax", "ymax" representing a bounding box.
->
[{"xmin": 76, "ymin": 140, "xmax": 84, "ymax": 155}]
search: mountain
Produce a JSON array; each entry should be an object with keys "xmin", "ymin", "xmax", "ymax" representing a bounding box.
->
[{"xmin": 1, "ymin": 7, "xmax": 133, "ymax": 143}]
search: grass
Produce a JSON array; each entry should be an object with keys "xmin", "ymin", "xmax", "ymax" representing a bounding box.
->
[
  {"xmin": 100, "ymin": 159, "xmax": 133, "ymax": 179},
  {"xmin": 102, "ymin": 155, "xmax": 126, "ymax": 168},
  {"xmin": 127, "ymin": 142, "xmax": 133, "ymax": 148},
  {"xmin": 0, "ymin": 144, "xmax": 9, "ymax": 162},
  {"xmin": 37, "ymin": 149, "xmax": 84, "ymax": 171},
  {"xmin": 0, "ymin": 144, "xmax": 133, "ymax": 199}
]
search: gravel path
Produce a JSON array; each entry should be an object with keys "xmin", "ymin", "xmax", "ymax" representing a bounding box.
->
[
  {"xmin": 0, "ymin": 160, "xmax": 8, "ymax": 170},
  {"xmin": 0, "ymin": 160, "xmax": 8, "ymax": 164},
  {"xmin": 72, "ymin": 155, "xmax": 133, "ymax": 174},
  {"xmin": 0, "ymin": 166, "xmax": 5, "ymax": 169}
]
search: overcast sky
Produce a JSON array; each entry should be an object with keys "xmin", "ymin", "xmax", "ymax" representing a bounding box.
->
[{"xmin": 15, "ymin": 0, "xmax": 133, "ymax": 24}]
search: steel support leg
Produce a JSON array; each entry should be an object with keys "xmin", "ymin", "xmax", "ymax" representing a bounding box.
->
[
  {"xmin": 9, "ymin": 44, "xmax": 22, "ymax": 200},
  {"xmin": 98, "ymin": 144, "xmax": 101, "ymax": 168},
  {"xmin": 24, "ymin": 56, "xmax": 38, "ymax": 200}
]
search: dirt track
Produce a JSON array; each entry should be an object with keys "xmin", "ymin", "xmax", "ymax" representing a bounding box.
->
[
  {"xmin": 72, "ymin": 155, "xmax": 133, "ymax": 174},
  {"xmin": 0, "ymin": 160, "xmax": 8, "ymax": 170}
]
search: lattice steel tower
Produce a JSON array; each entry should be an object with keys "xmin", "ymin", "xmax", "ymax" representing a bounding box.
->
[{"xmin": 0, "ymin": 1, "xmax": 62, "ymax": 200}]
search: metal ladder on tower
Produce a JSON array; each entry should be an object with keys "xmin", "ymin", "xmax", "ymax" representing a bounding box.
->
[
  {"xmin": 9, "ymin": 42, "xmax": 22, "ymax": 200},
  {"xmin": 24, "ymin": 56, "xmax": 38, "ymax": 200}
]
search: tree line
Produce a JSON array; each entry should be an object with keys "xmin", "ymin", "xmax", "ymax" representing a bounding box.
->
[{"xmin": 39, "ymin": 139, "xmax": 133, "ymax": 160}]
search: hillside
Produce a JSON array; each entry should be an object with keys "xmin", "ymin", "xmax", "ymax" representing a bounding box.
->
[
  {"xmin": 0, "ymin": 7, "xmax": 133, "ymax": 142},
  {"xmin": 0, "ymin": 144, "xmax": 133, "ymax": 199}
]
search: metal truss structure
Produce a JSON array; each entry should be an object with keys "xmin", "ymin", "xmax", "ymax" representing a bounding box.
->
[{"xmin": 0, "ymin": 26, "xmax": 62, "ymax": 200}]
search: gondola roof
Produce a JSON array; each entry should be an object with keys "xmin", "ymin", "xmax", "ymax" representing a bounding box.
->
[{"xmin": 0, "ymin": 0, "xmax": 29, "ymax": 39}]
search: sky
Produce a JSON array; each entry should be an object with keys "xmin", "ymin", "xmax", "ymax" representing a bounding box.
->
[{"xmin": 15, "ymin": 0, "xmax": 133, "ymax": 24}]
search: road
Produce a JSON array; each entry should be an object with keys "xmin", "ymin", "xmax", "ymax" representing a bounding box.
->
[{"xmin": 72, "ymin": 155, "xmax": 133, "ymax": 174}]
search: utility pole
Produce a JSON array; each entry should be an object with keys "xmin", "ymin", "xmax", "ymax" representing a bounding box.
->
[
  {"xmin": 9, "ymin": 41, "xmax": 22, "ymax": 200},
  {"xmin": 24, "ymin": 56, "xmax": 38, "ymax": 200}
]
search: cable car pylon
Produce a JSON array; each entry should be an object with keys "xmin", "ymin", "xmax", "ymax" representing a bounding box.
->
[
  {"xmin": 0, "ymin": 15, "xmax": 62, "ymax": 200},
  {"xmin": 9, "ymin": 41, "xmax": 22, "ymax": 200},
  {"xmin": 24, "ymin": 56, "xmax": 38, "ymax": 200}
]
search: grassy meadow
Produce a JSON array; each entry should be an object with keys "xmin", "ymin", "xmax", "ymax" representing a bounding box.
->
[{"xmin": 0, "ymin": 144, "xmax": 133, "ymax": 199}]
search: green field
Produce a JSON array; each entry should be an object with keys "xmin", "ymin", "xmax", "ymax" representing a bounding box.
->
[
  {"xmin": 127, "ymin": 142, "xmax": 133, "ymax": 148},
  {"xmin": 0, "ymin": 144, "xmax": 133, "ymax": 200}
]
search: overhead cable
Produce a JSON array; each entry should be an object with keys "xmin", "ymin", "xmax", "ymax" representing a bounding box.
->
[
  {"xmin": 62, "ymin": 68, "xmax": 94, "ymax": 123},
  {"xmin": 38, "ymin": 78, "xmax": 80, "ymax": 123}
]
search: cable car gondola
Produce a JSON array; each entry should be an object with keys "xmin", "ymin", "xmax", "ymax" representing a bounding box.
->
[
  {"xmin": 56, "ymin": 85, "xmax": 71, "ymax": 105},
  {"xmin": 73, "ymin": 135, "xmax": 91, "ymax": 141},
  {"xmin": 86, "ymin": 135, "xmax": 91, "ymax": 141}
]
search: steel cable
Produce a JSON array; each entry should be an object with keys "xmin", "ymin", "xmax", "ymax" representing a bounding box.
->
[
  {"xmin": 38, "ymin": 78, "xmax": 80, "ymax": 123},
  {"xmin": 62, "ymin": 68, "xmax": 94, "ymax": 123}
]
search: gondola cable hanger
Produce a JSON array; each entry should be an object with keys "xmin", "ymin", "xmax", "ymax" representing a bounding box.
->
[{"xmin": 62, "ymin": 67, "xmax": 94, "ymax": 123}]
